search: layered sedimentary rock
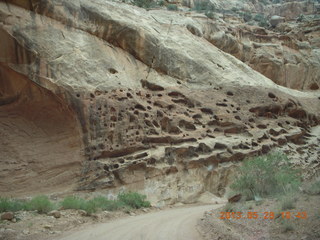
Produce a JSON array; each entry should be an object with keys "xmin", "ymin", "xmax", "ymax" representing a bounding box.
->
[
  {"xmin": 179, "ymin": 0, "xmax": 320, "ymax": 91},
  {"xmin": 201, "ymin": 19, "xmax": 320, "ymax": 90},
  {"xmin": 0, "ymin": 0, "xmax": 319, "ymax": 204},
  {"xmin": 0, "ymin": 51, "xmax": 82, "ymax": 195}
]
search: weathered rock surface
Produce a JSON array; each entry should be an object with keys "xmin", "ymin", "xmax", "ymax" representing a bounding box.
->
[
  {"xmin": 198, "ymin": 16, "xmax": 320, "ymax": 91},
  {"xmin": 177, "ymin": 1, "xmax": 320, "ymax": 91},
  {"xmin": 0, "ymin": 0, "xmax": 319, "ymax": 204},
  {"xmin": 183, "ymin": 0, "xmax": 318, "ymax": 20},
  {"xmin": 263, "ymin": 1, "xmax": 317, "ymax": 20}
]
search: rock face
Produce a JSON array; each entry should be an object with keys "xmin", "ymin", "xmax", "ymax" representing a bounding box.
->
[
  {"xmin": 263, "ymin": 1, "xmax": 317, "ymax": 20},
  {"xmin": 0, "ymin": 0, "xmax": 319, "ymax": 204},
  {"xmin": 183, "ymin": 0, "xmax": 318, "ymax": 19},
  {"xmin": 200, "ymin": 17, "xmax": 320, "ymax": 91},
  {"xmin": 180, "ymin": 0, "xmax": 320, "ymax": 91}
]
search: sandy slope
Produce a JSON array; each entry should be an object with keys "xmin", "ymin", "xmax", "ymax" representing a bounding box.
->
[{"xmin": 53, "ymin": 205, "xmax": 221, "ymax": 240}]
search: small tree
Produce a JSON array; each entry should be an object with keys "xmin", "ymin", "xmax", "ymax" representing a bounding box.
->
[{"xmin": 230, "ymin": 152, "xmax": 300, "ymax": 200}]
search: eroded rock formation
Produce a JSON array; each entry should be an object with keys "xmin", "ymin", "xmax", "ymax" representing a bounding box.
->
[{"xmin": 0, "ymin": 0, "xmax": 319, "ymax": 204}]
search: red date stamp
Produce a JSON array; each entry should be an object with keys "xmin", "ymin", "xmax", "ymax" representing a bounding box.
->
[{"xmin": 219, "ymin": 211, "xmax": 307, "ymax": 220}]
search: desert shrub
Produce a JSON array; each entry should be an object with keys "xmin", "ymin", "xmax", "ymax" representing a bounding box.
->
[
  {"xmin": 166, "ymin": 4, "xmax": 178, "ymax": 11},
  {"xmin": 0, "ymin": 198, "xmax": 12, "ymax": 212},
  {"xmin": 230, "ymin": 152, "xmax": 301, "ymax": 200},
  {"xmin": 60, "ymin": 196, "xmax": 99, "ymax": 214},
  {"xmin": 231, "ymin": 7, "xmax": 239, "ymax": 13},
  {"xmin": 305, "ymin": 179, "xmax": 320, "ymax": 195},
  {"xmin": 241, "ymin": 11, "xmax": 252, "ymax": 22},
  {"xmin": 253, "ymin": 14, "xmax": 269, "ymax": 27},
  {"xmin": 132, "ymin": 0, "xmax": 154, "ymax": 9},
  {"xmin": 89, "ymin": 196, "xmax": 125, "ymax": 211},
  {"xmin": 297, "ymin": 14, "xmax": 305, "ymax": 22},
  {"xmin": 60, "ymin": 196, "xmax": 86, "ymax": 210},
  {"xmin": 193, "ymin": 1, "xmax": 215, "ymax": 13},
  {"xmin": 103, "ymin": 200, "xmax": 126, "ymax": 211},
  {"xmin": 158, "ymin": 0, "xmax": 165, "ymax": 6},
  {"xmin": 192, "ymin": 1, "xmax": 216, "ymax": 19},
  {"xmin": 81, "ymin": 200, "xmax": 97, "ymax": 214},
  {"xmin": 118, "ymin": 192, "xmax": 151, "ymax": 209},
  {"xmin": 1, "ymin": 192, "xmax": 151, "ymax": 215},
  {"xmin": 26, "ymin": 195, "xmax": 54, "ymax": 214},
  {"xmin": 0, "ymin": 198, "xmax": 27, "ymax": 213},
  {"xmin": 205, "ymin": 11, "xmax": 215, "ymax": 19},
  {"xmin": 60, "ymin": 192, "xmax": 151, "ymax": 213}
]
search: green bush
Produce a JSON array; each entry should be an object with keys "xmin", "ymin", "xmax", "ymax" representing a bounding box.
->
[
  {"xmin": 231, "ymin": 7, "xmax": 239, "ymax": 13},
  {"xmin": 118, "ymin": 192, "xmax": 151, "ymax": 209},
  {"xmin": 193, "ymin": 1, "xmax": 215, "ymax": 13},
  {"xmin": 88, "ymin": 196, "xmax": 125, "ymax": 212},
  {"xmin": 205, "ymin": 11, "xmax": 215, "ymax": 19},
  {"xmin": 60, "ymin": 192, "xmax": 151, "ymax": 213},
  {"xmin": 60, "ymin": 196, "xmax": 86, "ymax": 210},
  {"xmin": 230, "ymin": 152, "xmax": 301, "ymax": 200},
  {"xmin": 158, "ymin": 0, "xmax": 165, "ymax": 6},
  {"xmin": 60, "ymin": 196, "xmax": 99, "ymax": 214},
  {"xmin": 0, "ymin": 198, "xmax": 11, "ymax": 212},
  {"xmin": 166, "ymin": 4, "xmax": 178, "ymax": 11},
  {"xmin": 297, "ymin": 14, "xmax": 305, "ymax": 22},
  {"xmin": 1, "ymin": 192, "xmax": 151, "ymax": 215},
  {"xmin": 132, "ymin": 0, "xmax": 155, "ymax": 9},
  {"xmin": 82, "ymin": 199, "xmax": 98, "ymax": 214},
  {"xmin": 241, "ymin": 11, "xmax": 252, "ymax": 22},
  {"xmin": 27, "ymin": 195, "xmax": 54, "ymax": 214},
  {"xmin": 103, "ymin": 200, "xmax": 125, "ymax": 211},
  {"xmin": 0, "ymin": 198, "xmax": 27, "ymax": 213},
  {"xmin": 253, "ymin": 14, "xmax": 269, "ymax": 27}
]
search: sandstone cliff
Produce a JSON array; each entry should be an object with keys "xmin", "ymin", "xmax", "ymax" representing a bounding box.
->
[
  {"xmin": 0, "ymin": 0, "xmax": 319, "ymax": 205},
  {"xmin": 201, "ymin": 19, "xmax": 320, "ymax": 90}
]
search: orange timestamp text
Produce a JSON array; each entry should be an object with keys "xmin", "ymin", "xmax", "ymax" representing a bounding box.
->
[{"xmin": 219, "ymin": 211, "xmax": 307, "ymax": 220}]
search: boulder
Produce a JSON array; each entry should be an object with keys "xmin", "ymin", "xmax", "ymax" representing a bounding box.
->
[
  {"xmin": 269, "ymin": 15, "xmax": 285, "ymax": 27},
  {"xmin": 228, "ymin": 194, "xmax": 242, "ymax": 203},
  {"xmin": 48, "ymin": 210, "xmax": 61, "ymax": 219},
  {"xmin": 1, "ymin": 212, "xmax": 14, "ymax": 221},
  {"xmin": 78, "ymin": 210, "xmax": 88, "ymax": 217}
]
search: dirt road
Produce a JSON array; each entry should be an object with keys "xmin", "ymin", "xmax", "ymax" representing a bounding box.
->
[{"xmin": 54, "ymin": 204, "xmax": 221, "ymax": 240}]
